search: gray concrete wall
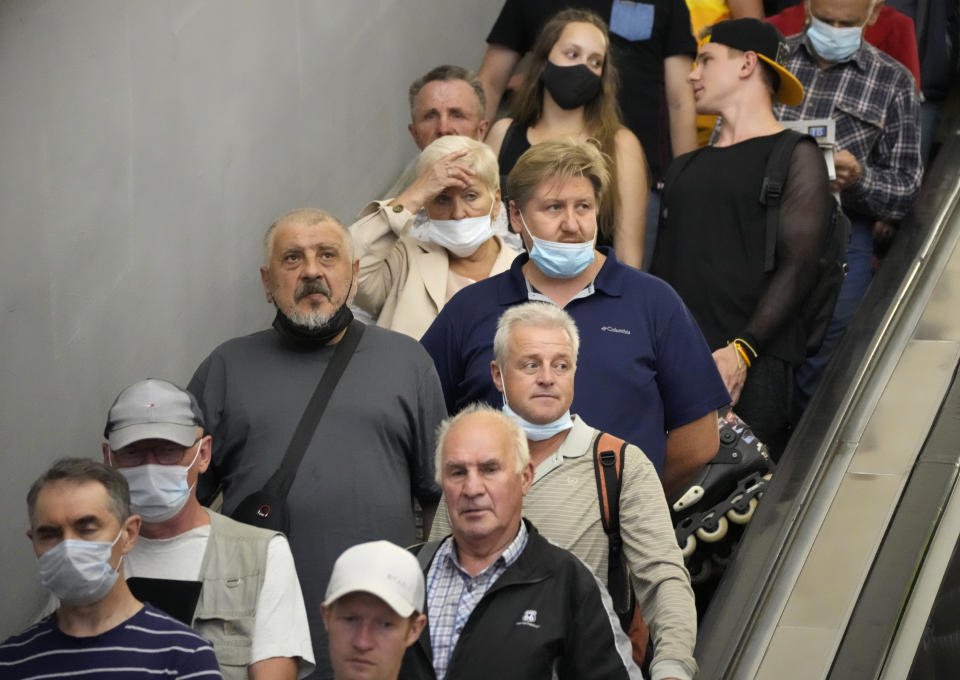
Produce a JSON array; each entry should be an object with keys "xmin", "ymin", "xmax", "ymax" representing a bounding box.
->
[{"xmin": 0, "ymin": 0, "xmax": 501, "ymax": 637}]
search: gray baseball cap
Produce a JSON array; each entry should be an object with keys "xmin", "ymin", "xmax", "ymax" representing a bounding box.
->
[{"xmin": 104, "ymin": 379, "xmax": 205, "ymax": 450}]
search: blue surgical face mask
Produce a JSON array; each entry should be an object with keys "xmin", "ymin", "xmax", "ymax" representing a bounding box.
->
[
  {"xmin": 426, "ymin": 200, "xmax": 495, "ymax": 258},
  {"xmin": 518, "ymin": 211, "xmax": 595, "ymax": 279},
  {"xmin": 113, "ymin": 439, "xmax": 202, "ymax": 523},
  {"xmin": 500, "ymin": 383, "xmax": 574, "ymax": 441},
  {"xmin": 806, "ymin": 15, "xmax": 863, "ymax": 62},
  {"xmin": 38, "ymin": 529, "xmax": 124, "ymax": 606}
]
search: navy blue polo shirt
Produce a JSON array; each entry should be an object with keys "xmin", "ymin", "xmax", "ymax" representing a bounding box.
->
[{"xmin": 421, "ymin": 248, "xmax": 729, "ymax": 475}]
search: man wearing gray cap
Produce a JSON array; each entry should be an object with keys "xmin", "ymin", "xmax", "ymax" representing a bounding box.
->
[
  {"xmin": 322, "ymin": 541, "xmax": 426, "ymax": 680},
  {"xmin": 102, "ymin": 378, "xmax": 315, "ymax": 680}
]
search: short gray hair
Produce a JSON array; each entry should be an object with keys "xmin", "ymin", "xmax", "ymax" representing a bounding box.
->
[
  {"xmin": 415, "ymin": 135, "xmax": 500, "ymax": 194},
  {"xmin": 262, "ymin": 209, "xmax": 353, "ymax": 266},
  {"xmin": 27, "ymin": 458, "xmax": 131, "ymax": 526},
  {"xmin": 492, "ymin": 302, "xmax": 581, "ymax": 368},
  {"xmin": 408, "ymin": 65, "xmax": 486, "ymax": 121},
  {"xmin": 434, "ymin": 403, "xmax": 530, "ymax": 483}
]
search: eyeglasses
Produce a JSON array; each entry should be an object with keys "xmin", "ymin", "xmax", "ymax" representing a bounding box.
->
[{"xmin": 112, "ymin": 438, "xmax": 202, "ymax": 467}]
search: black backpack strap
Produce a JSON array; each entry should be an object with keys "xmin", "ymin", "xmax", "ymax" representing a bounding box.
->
[
  {"xmin": 414, "ymin": 539, "xmax": 444, "ymax": 572},
  {"xmin": 760, "ymin": 130, "xmax": 813, "ymax": 272},
  {"xmin": 593, "ymin": 432, "xmax": 633, "ymax": 620},
  {"xmin": 265, "ymin": 319, "xmax": 365, "ymax": 498}
]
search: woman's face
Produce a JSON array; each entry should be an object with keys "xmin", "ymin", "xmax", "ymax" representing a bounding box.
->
[
  {"xmin": 547, "ymin": 21, "xmax": 607, "ymax": 76},
  {"xmin": 512, "ymin": 174, "xmax": 599, "ymax": 246},
  {"xmin": 425, "ymin": 181, "xmax": 501, "ymax": 222}
]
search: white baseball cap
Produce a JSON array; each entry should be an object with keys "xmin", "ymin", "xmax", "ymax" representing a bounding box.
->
[{"xmin": 324, "ymin": 541, "xmax": 425, "ymax": 617}]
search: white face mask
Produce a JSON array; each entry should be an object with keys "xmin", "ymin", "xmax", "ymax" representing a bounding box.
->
[
  {"xmin": 38, "ymin": 529, "xmax": 123, "ymax": 606},
  {"xmin": 114, "ymin": 439, "xmax": 202, "ymax": 523},
  {"xmin": 425, "ymin": 201, "xmax": 495, "ymax": 257}
]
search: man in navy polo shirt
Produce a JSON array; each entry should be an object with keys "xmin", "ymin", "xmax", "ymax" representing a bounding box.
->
[{"xmin": 421, "ymin": 139, "xmax": 729, "ymax": 496}]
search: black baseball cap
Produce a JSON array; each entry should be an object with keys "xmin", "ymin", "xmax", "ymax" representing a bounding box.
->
[{"xmin": 702, "ymin": 18, "xmax": 804, "ymax": 106}]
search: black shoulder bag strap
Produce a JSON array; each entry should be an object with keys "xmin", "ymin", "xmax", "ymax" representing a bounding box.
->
[
  {"xmin": 761, "ymin": 130, "xmax": 809, "ymax": 272},
  {"xmin": 267, "ymin": 319, "xmax": 365, "ymax": 499},
  {"xmin": 230, "ymin": 320, "xmax": 365, "ymax": 532},
  {"xmin": 415, "ymin": 539, "xmax": 444, "ymax": 573}
]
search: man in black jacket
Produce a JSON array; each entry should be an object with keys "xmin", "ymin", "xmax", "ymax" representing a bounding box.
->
[{"xmin": 399, "ymin": 405, "xmax": 641, "ymax": 680}]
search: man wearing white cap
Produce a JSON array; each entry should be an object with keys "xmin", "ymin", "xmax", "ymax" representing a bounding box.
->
[
  {"xmin": 102, "ymin": 379, "xmax": 315, "ymax": 680},
  {"xmin": 322, "ymin": 541, "xmax": 426, "ymax": 680}
]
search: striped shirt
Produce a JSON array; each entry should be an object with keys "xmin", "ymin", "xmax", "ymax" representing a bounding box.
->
[
  {"xmin": 0, "ymin": 603, "xmax": 221, "ymax": 679},
  {"xmin": 426, "ymin": 522, "xmax": 528, "ymax": 680},
  {"xmin": 773, "ymin": 36, "xmax": 922, "ymax": 221}
]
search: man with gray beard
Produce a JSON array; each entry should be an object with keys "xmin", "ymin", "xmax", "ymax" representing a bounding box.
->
[{"xmin": 188, "ymin": 209, "xmax": 446, "ymax": 680}]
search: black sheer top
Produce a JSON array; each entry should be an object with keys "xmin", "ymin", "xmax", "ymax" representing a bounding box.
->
[{"xmin": 651, "ymin": 130, "xmax": 831, "ymax": 365}]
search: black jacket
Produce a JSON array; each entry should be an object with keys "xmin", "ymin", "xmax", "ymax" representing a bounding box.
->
[{"xmin": 400, "ymin": 520, "xmax": 641, "ymax": 680}]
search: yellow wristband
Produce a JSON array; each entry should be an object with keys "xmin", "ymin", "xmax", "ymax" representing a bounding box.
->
[
  {"xmin": 734, "ymin": 337, "xmax": 758, "ymax": 360},
  {"xmin": 734, "ymin": 342, "xmax": 752, "ymax": 368}
]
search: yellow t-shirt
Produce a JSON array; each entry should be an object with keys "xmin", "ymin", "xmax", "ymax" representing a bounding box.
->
[{"xmin": 685, "ymin": 0, "xmax": 730, "ymax": 146}]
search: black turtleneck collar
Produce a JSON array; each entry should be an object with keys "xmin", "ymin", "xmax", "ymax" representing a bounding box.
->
[{"xmin": 271, "ymin": 306, "xmax": 354, "ymax": 350}]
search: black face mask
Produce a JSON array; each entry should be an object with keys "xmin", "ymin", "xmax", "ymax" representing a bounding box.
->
[
  {"xmin": 541, "ymin": 61, "xmax": 602, "ymax": 110},
  {"xmin": 272, "ymin": 279, "xmax": 355, "ymax": 349}
]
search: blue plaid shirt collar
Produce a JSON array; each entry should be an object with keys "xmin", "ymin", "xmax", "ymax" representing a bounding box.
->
[{"xmin": 439, "ymin": 519, "xmax": 528, "ymax": 573}]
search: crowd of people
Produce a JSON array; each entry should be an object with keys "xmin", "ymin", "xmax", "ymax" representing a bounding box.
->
[{"xmin": 2, "ymin": 0, "xmax": 939, "ymax": 677}]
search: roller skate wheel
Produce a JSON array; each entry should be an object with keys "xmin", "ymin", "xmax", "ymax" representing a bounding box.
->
[
  {"xmin": 689, "ymin": 556, "xmax": 713, "ymax": 585},
  {"xmin": 696, "ymin": 515, "xmax": 729, "ymax": 543},
  {"xmin": 679, "ymin": 533, "xmax": 697, "ymax": 559},
  {"xmin": 727, "ymin": 497, "xmax": 758, "ymax": 525},
  {"xmin": 712, "ymin": 549, "xmax": 733, "ymax": 569}
]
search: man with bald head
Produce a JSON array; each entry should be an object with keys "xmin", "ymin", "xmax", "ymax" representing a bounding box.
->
[
  {"xmin": 188, "ymin": 209, "xmax": 447, "ymax": 679},
  {"xmin": 400, "ymin": 405, "xmax": 641, "ymax": 680}
]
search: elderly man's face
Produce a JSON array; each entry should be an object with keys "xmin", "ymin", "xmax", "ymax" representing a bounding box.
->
[
  {"xmin": 260, "ymin": 219, "xmax": 358, "ymax": 328},
  {"xmin": 492, "ymin": 323, "xmax": 576, "ymax": 426},
  {"xmin": 322, "ymin": 592, "xmax": 425, "ymax": 680},
  {"xmin": 408, "ymin": 79, "xmax": 488, "ymax": 150},
  {"xmin": 28, "ymin": 480, "xmax": 137, "ymax": 567},
  {"xmin": 441, "ymin": 412, "xmax": 533, "ymax": 549},
  {"xmin": 808, "ymin": 0, "xmax": 875, "ymax": 27}
]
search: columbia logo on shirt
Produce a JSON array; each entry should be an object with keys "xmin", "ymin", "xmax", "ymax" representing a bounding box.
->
[{"xmin": 601, "ymin": 326, "xmax": 631, "ymax": 335}]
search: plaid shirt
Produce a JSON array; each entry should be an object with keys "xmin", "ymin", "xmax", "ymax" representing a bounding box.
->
[
  {"xmin": 774, "ymin": 35, "xmax": 922, "ymax": 221},
  {"xmin": 426, "ymin": 522, "xmax": 528, "ymax": 680}
]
